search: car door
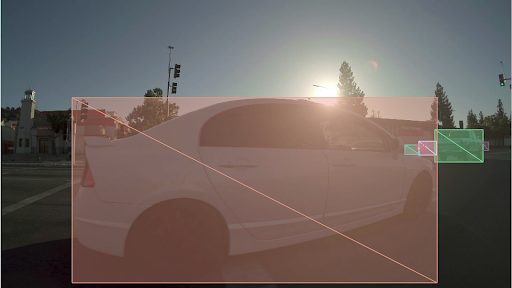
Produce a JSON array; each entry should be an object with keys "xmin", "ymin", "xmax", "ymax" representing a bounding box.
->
[
  {"xmin": 319, "ymin": 111, "xmax": 406, "ymax": 228},
  {"xmin": 198, "ymin": 103, "xmax": 329, "ymax": 240}
]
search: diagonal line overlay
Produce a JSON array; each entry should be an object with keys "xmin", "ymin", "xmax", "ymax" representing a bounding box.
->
[
  {"xmin": 437, "ymin": 131, "xmax": 481, "ymax": 161},
  {"xmin": 419, "ymin": 142, "xmax": 436, "ymax": 155},
  {"xmin": 74, "ymin": 98, "xmax": 436, "ymax": 283}
]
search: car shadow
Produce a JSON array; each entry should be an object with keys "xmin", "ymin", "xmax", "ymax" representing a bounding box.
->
[{"xmin": 1, "ymin": 213, "xmax": 508, "ymax": 287}]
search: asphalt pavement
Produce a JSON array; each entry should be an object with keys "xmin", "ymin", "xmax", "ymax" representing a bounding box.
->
[
  {"xmin": 2, "ymin": 167, "xmax": 71, "ymax": 250},
  {"xmin": 1, "ymin": 149, "xmax": 510, "ymax": 287}
]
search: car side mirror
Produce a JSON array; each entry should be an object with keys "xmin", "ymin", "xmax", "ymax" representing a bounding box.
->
[{"xmin": 391, "ymin": 138, "xmax": 399, "ymax": 150}]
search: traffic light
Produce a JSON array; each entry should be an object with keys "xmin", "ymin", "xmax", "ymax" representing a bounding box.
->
[
  {"xmin": 171, "ymin": 82, "xmax": 177, "ymax": 94},
  {"xmin": 499, "ymin": 74, "xmax": 505, "ymax": 86},
  {"xmin": 80, "ymin": 100, "xmax": 88, "ymax": 121},
  {"xmin": 173, "ymin": 64, "xmax": 181, "ymax": 78}
]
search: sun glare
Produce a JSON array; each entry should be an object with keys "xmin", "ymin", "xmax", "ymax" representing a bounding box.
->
[{"xmin": 317, "ymin": 86, "xmax": 338, "ymax": 98}]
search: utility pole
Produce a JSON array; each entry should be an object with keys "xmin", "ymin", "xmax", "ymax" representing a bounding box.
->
[
  {"xmin": 72, "ymin": 100, "xmax": 79, "ymax": 165},
  {"xmin": 166, "ymin": 46, "xmax": 174, "ymax": 118}
]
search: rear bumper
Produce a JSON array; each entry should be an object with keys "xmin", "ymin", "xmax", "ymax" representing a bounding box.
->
[{"xmin": 74, "ymin": 187, "xmax": 140, "ymax": 257}]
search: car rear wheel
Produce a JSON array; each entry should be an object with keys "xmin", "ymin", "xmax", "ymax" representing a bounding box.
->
[
  {"xmin": 125, "ymin": 201, "xmax": 228, "ymax": 280},
  {"xmin": 402, "ymin": 174, "xmax": 432, "ymax": 219}
]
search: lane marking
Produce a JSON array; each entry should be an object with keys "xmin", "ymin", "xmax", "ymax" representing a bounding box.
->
[{"xmin": 2, "ymin": 182, "xmax": 71, "ymax": 216}]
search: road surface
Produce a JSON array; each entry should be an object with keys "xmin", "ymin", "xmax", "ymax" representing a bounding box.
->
[{"xmin": 2, "ymin": 149, "xmax": 510, "ymax": 286}]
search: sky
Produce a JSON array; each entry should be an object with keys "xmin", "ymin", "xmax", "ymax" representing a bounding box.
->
[{"xmin": 2, "ymin": 0, "xmax": 511, "ymax": 126}]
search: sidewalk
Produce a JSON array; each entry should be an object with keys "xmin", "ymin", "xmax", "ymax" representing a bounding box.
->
[
  {"xmin": 1, "ymin": 153, "xmax": 80, "ymax": 167},
  {"xmin": 1, "ymin": 162, "xmax": 72, "ymax": 168}
]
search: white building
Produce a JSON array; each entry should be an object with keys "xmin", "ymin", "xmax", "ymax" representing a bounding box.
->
[
  {"xmin": 15, "ymin": 89, "xmax": 71, "ymax": 154},
  {"xmin": 16, "ymin": 90, "xmax": 36, "ymax": 153}
]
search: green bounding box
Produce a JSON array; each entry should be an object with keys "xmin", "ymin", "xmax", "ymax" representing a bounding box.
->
[
  {"xmin": 404, "ymin": 144, "xmax": 419, "ymax": 155},
  {"xmin": 435, "ymin": 129, "xmax": 484, "ymax": 163}
]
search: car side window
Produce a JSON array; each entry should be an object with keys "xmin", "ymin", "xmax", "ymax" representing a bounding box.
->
[
  {"xmin": 320, "ymin": 113, "xmax": 388, "ymax": 152},
  {"xmin": 199, "ymin": 103, "xmax": 327, "ymax": 150}
]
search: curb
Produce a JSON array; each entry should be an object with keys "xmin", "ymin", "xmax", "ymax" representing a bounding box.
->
[{"xmin": 1, "ymin": 162, "xmax": 75, "ymax": 168}]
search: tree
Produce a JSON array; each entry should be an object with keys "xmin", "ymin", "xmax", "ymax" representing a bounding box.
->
[
  {"xmin": 335, "ymin": 61, "xmax": 368, "ymax": 116},
  {"xmin": 429, "ymin": 98, "xmax": 438, "ymax": 124},
  {"xmin": 46, "ymin": 109, "xmax": 71, "ymax": 154},
  {"xmin": 496, "ymin": 99, "xmax": 505, "ymax": 119},
  {"xmin": 478, "ymin": 111, "xmax": 484, "ymax": 125},
  {"xmin": 497, "ymin": 115, "xmax": 511, "ymax": 145},
  {"xmin": 144, "ymin": 88, "xmax": 164, "ymax": 97},
  {"xmin": 466, "ymin": 109, "xmax": 478, "ymax": 128},
  {"xmin": 1, "ymin": 107, "xmax": 22, "ymax": 122},
  {"xmin": 483, "ymin": 115, "xmax": 498, "ymax": 140},
  {"xmin": 125, "ymin": 88, "xmax": 179, "ymax": 136},
  {"xmin": 494, "ymin": 99, "xmax": 510, "ymax": 145},
  {"xmin": 434, "ymin": 82, "xmax": 455, "ymax": 128},
  {"xmin": 470, "ymin": 107, "xmax": 510, "ymax": 145}
]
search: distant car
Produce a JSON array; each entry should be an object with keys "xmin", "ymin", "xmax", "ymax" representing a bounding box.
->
[
  {"xmin": 438, "ymin": 130, "xmax": 481, "ymax": 161},
  {"xmin": 74, "ymin": 98, "xmax": 436, "ymax": 272}
]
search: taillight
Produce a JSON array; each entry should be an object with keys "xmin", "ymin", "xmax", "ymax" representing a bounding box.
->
[{"xmin": 82, "ymin": 161, "xmax": 95, "ymax": 187}]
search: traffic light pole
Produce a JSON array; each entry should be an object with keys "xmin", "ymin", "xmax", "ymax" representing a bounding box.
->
[
  {"xmin": 72, "ymin": 100, "xmax": 78, "ymax": 166},
  {"xmin": 166, "ymin": 46, "xmax": 174, "ymax": 118}
]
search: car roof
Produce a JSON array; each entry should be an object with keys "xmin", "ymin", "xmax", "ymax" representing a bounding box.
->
[{"xmin": 205, "ymin": 97, "xmax": 358, "ymax": 114}]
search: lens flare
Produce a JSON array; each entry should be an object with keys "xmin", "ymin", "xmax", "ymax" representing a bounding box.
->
[{"xmin": 370, "ymin": 60, "xmax": 378, "ymax": 72}]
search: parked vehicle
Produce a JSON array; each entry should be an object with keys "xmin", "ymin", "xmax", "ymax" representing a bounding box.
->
[
  {"xmin": 438, "ymin": 129, "xmax": 482, "ymax": 161},
  {"xmin": 74, "ymin": 98, "xmax": 436, "ymax": 272}
]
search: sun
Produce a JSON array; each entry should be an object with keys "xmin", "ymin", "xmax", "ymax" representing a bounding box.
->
[{"xmin": 317, "ymin": 86, "xmax": 338, "ymax": 98}]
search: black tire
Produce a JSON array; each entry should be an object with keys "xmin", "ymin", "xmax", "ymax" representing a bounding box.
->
[
  {"xmin": 125, "ymin": 200, "xmax": 228, "ymax": 279},
  {"xmin": 403, "ymin": 174, "xmax": 432, "ymax": 219}
]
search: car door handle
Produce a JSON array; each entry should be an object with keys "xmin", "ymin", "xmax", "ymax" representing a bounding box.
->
[
  {"xmin": 218, "ymin": 161, "xmax": 258, "ymax": 168},
  {"xmin": 332, "ymin": 161, "xmax": 356, "ymax": 167}
]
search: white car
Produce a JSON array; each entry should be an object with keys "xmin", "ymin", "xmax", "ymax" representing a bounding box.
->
[{"xmin": 74, "ymin": 98, "xmax": 436, "ymax": 271}]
